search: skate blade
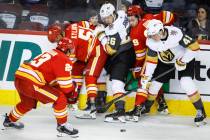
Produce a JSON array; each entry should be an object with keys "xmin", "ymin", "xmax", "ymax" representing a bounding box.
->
[
  {"xmin": 75, "ymin": 114, "xmax": 96, "ymax": 120},
  {"xmin": 57, "ymin": 132, "xmax": 79, "ymax": 138},
  {"xmin": 104, "ymin": 117, "xmax": 126, "ymax": 123},
  {"xmin": 125, "ymin": 116, "xmax": 139, "ymax": 122},
  {"xmin": 195, "ymin": 119, "xmax": 207, "ymax": 127}
]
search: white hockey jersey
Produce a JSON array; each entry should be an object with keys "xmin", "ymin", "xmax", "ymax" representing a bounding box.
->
[
  {"xmin": 145, "ymin": 26, "xmax": 200, "ymax": 76},
  {"xmin": 104, "ymin": 10, "xmax": 130, "ymax": 50}
]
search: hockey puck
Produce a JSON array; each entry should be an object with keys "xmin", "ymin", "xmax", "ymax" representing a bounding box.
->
[{"xmin": 120, "ymin": 129, "xmax": 126, "ymax": 132}]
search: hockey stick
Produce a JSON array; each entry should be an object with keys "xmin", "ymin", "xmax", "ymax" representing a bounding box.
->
[{"xmin": 91, "ymin": 67, "xmax": 176, "ymax": 114}]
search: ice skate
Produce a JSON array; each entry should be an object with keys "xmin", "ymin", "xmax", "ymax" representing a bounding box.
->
[
  {"xmin": 125, "ymin": 105, "xmax": 144, "ymax": 122},
  {"xmin": 3, "ymin": 113, "xmax": 24, "ymax": 129},
  {"xmin": 104, "ymin": 109, "xmax": 126, "ymax": 123},
  {"xmin": 194, "ymin": 109, "xmax": 207, "ymax": 127},
  {"xmin": 57, "ymin": 123, "xmax": 79, "ymax": 138}
]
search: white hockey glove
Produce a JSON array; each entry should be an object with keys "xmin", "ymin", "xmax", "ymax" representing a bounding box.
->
[
  {"xmin": 141, "ymin": 75, "xmax": 151, "ymax": 90},
  {"xmin": 175, "ymin": 58, "xmax": 186, "ymax": 71}
]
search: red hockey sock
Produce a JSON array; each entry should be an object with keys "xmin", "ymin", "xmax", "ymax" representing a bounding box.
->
[{"xmin": 53, "ymin": 93, "xmax": 68, "ymax": 125}]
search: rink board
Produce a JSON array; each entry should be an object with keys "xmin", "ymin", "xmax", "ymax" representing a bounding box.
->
[
  {"xmin": 1, "ymin": 90, "xmax": 210, "ymax": 117},
  {"xmin": 1, "ymin": 30, "xmax": 210, "ymax": 117}
]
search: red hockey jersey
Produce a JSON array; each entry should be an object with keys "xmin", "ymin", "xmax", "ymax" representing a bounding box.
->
[
  {"xmin": 65, "ymin": 23, "xmax": 100, "ymax": 62},
  {"xmin": 15, "ymin": 49, "xmax": 74, "ymax": 94}
]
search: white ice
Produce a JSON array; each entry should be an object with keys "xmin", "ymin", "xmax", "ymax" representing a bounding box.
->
[{"xmin": 0, "ymin": 106, "xmax": 209, "ymax": 140}]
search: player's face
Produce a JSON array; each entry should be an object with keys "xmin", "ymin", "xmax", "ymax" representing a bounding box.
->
[
  {"xmin": 150, "ymin": 34, "xmax": 161, "ymax": 41},
  {"xmin": 128, "ymin": 16, "xmax": 138, "ymax": 27},
  {"xmin": 89, "ymin": 15, "xmax": 99, "ymax": 26},
  {"xmin": 197, "ymin": 8, "xmax": 207, "ymax": 21},
  {"xmin": 102, "ymin": 15, "xmax": 114, "ymax": 25}
]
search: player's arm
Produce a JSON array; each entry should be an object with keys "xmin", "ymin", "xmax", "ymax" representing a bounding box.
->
[
  {"xmin": 178, "ymin": 34, "xmax": 200, "ymax": 63},
  {"xmin": 140, "ymin": 48, "xmax": 158, "ymax": 89},
  {"xmin": 144, "ymin": 48, "xmax": 158, "ymax": 77},
  {"xmin": 155, "ymin": 11, "xmax": 175, "ymax": 26},
  {"xmin": 93, "ymin": 24, "xmax": 117, "ymax": 55}
]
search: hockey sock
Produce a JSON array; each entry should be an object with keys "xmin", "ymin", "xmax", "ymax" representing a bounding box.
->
[
  {"xmin": 188, "ymin": 91, "xmax": 204, "ymax": 110},
  {"xmin": 115, "ymin": 100, "xmax": 125, "ymax": 112},
  {"xmin": 144, "ymin": 100, "xmax": 154, "ymax": 110},
  {"xmin": 9, "ymin": 101, "xmax": 34, "ymax": 122},
  {"xmin": 135, "ymin": 89, "xmax": 148, "ymax": 106},
  {"xmin": 54, "ymin": 94, "xmax": 68, "ymax": 125}
]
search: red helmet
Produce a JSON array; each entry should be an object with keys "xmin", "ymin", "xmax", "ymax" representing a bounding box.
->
[
  {"xmin": 127, "ymin": 5, "xmax": 143, "ymax": 17},
  {"xmin": 56, "ymin": 37, "xmax": 75, "ymax": 53},
  {"xmin": 48, "ymin": 24, "xmax": 62, "ymax": 43}
]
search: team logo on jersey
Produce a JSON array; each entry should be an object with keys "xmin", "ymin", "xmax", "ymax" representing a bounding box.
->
[
  {"xmin": 159, "ymin": 49, "xmax": 175, "ymax": 62},
  {"xmin": 65, "ymin": 64, "xmax": 72, "ymax": 72}
]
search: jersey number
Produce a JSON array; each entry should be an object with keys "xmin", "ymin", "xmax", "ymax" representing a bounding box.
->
[
  {"xmin": 30, "ymin": 51, "xmax": 56, "ymax": 67},
  {"xmin": 183, "ymin": 35, "xmax": 193, "ymax": 46},
  {"xmin": 109, "ymin": 37, "xmax": 116, "ymax": 46},
  {"xmin": 78, "ymin": 28, "xmax": 92, "ymax": 41},
  {"xmin": 132, "ymin": 39, "xmax": 139, "ymax": 46}
]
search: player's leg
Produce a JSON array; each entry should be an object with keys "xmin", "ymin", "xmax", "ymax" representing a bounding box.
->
[
  {"xmin": 70, "ymin": 61, "xmax": 85, "ymax": 111},
  {"xmin": 76, "ymin": 45, "xmax": 107, "ymax": 119},
  {"xmin": 156, "ymin": 88, "xmax": 169, "ymax": 115},
  {"xmin": 85, "ymin": 45, "xmax": 108, "ymax": 105},
  {"xmin": 72, "ymin": 61, "xmax": 86, "ymax": 93},
  {"xmin": 143, "ymin": 61, "xmax": 174, "ymax": 114},
  {"xmin": 95, "ymin": 69, "xmax": 107, "ymax": 113},
  {"xmin": 125, "ymin": 81, "xmax": 148, "ymax": 122},
  {"xmin": 105, "ymin": 48, "xmax": 135, "ymax": 123},
  {"xmin": 178, "ymin": 59, "xmax": 206, "ymax": 126},
  {"xmin": 33, "ymin": 84, "xmax": 78, "ymax": 136},
  {"xmin": 3, "ymin": 78, "xmax": 38, "ymax": 129}
]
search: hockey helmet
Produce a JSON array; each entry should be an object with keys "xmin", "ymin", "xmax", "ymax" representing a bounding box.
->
[
  {"xmin": 48, "ymin": 24, "xmax": 62, "ymax": 43},
  {"xmin": 100, "ymin": 3, "xmax": 115, "ymax": 19},
  {"xmin": 56, "ymin": 37, "xmax": 75, "ymax": 54},
  {"xmin": 144, "ymin": 19, "xmax": 164, "ymax": 37}
]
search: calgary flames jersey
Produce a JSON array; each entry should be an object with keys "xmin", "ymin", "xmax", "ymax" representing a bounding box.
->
[
  {"xmin": 15, "ymin": 49, "xmax": 74, "ymax": 94},
  {"xmin": 65, "ymin": 23, "xmax": 100, "ymax": 62},
  {"xmin": 77, "ymin": 20, "xmax": 96, "ymax": 30},
  {"xmin": 130, "ymin": 11, "xmax": 175, "ymax": 68}
]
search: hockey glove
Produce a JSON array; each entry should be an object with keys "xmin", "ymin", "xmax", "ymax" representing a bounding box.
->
[
  {"xmin": 66, "ymin": 81, "xmax": 79, "ymax": 104},
  {"xmin": 140, "ymin": 75, "xmax": 151, "ymax": 90},
  {"xmin": 175, "ymin": 58, "xmax": 186, "ymax": 71}
]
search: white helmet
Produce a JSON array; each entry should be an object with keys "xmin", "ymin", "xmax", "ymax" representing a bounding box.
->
[
  {"xmin": 100, "ymin": 3, "xmax": 115, "ymax": 19},
  {"xmin": 144, "ymin": 19, "xmax": 164, "ymax": 37}
]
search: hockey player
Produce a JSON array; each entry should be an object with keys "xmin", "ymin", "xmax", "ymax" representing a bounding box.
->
[
  {"xmin": 64, "ymin": 22, "xmax": 108, "ymax": 119},
  {"xmin": 76, "ymin": 11, "xmax": 108, "ymax": 114},
  {"xmin": 3, "ymin": 37, "xmax": 79, "ymax": 137},
  {"xmin": 142, "ymin": 19, "xmax": 206, "ymax": 126},
  {"xmin": 47, "ymin": 21, "xmax": 109, "ymax": 119},
  {"xmin": 125, "ymin": 5, "xmax": 175, "ymax": 122},
  {"xmin": 98, "ymin": 3, "xmax": 136, "ymax": 123}
]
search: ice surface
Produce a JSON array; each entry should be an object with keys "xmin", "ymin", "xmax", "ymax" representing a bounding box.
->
[{"xmin": 0, "ymin": 106, "xmax": 209, "ymax": 140}]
